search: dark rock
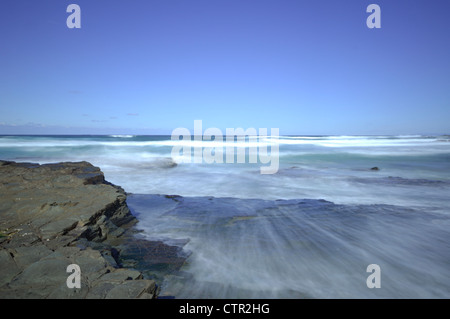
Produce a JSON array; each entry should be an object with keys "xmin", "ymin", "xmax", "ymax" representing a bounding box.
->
[
  {"xmin": 118, "ymin": 239, "xmax": 187, "ymax": 274},
  {"xmin": 164, "ymin": 194, "xmax": 183, "ymax": 202},
  {"xmin": 370, "ymin": 167, "xmax": 380, "ymax": 171},
  {"xmin": 104, "ymin": 279, "xmax": 156, "ymax": 299},
  {"xmin": 0, "ymin": 160, "xmax": 157, "ymax": 299},
  {"xmin": 352, "ymin": 176, "xmax": 448, "ymax": 187}
]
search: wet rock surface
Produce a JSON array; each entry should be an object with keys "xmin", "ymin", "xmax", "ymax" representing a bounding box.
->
[{"xmin": 0, "ymin": 160, "xmax": 184, "ymax": 299}]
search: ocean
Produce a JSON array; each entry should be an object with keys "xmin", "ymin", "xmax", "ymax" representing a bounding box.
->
[{"xmin": 1, "ymin": 134, "xmax": 449, "ymax": 298}]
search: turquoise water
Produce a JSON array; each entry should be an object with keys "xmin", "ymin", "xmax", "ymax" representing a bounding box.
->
[
  {"xmin": 1, "ymin": 134, "xmax": 449, "ymax": 207},
  {"xmin": 1, "ymin": 134, "xmax": 450, "ymax": 298}
]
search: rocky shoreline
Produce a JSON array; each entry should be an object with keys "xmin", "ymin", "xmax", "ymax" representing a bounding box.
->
[{"xmin": 0, "ymin": 160, "xmax": 181, "ymax": 299}]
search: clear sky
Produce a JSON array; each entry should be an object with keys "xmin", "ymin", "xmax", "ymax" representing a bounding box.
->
[{"xmin": 1, "ymin": 0, "xmax": 449, "ymax": 135}]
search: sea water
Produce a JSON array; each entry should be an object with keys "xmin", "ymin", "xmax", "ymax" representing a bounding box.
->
[{"xmin": 1, "ymin": 134, "xmax": 449, "ymax": 298}]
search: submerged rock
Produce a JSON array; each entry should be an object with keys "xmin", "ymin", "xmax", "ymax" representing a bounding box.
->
[{"xmin": 0, "ymin": 160, "xmax": 159, "ymax": 299}]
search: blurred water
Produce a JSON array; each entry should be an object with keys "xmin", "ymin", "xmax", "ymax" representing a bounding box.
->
[
  {"xmin": 1, "ymin": 134, "xmax": 450, "ymax": 298},
  {"xmin": 1, "ymin": 134, "xmax": 449, "ymax": 208},
  {"xmin": 128, "ymin": 194, "xmax": 450, "ymax": 298}
]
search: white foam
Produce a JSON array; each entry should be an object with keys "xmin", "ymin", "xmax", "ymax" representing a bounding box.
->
[
  {"xmin": 1, "ymin": 135, "xmax": 450, "ymax": 208},
  {"xmin": 109, "ymin": 134, "xmax": 134, "ymax": 138}
]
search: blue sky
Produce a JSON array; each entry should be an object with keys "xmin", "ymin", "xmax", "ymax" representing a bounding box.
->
[{"xmin": 1, "ymin": 0, "xmax": 449, "ymax": 135}]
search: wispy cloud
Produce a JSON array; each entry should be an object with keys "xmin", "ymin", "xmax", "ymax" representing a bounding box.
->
[
  {"xmin": 127, "ymin": 113, "xmax": 139, "ymax": 116},
  {"xmin": 25, "ymin": 122, "xmax": 46, "ymax": 127},
  {"xmin": 0, "ymin": 122, "xmax": 170, "ymax": 135}
]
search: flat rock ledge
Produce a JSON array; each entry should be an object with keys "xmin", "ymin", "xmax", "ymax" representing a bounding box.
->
[{"xmin": 0, "ymin": 160, "xmax": 156, "ymax": 299}]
